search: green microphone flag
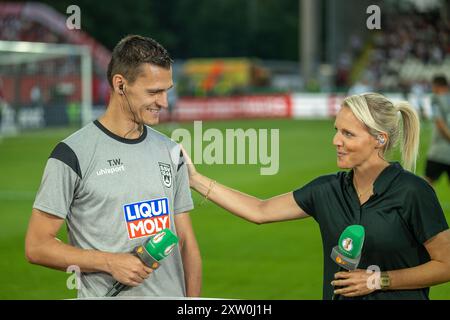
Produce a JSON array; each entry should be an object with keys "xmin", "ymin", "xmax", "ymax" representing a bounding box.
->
[
  {"xmin": 105, "ymin": 228, "xmax": 179, "ymax": 297},
  {"xmin": 134, "ymin": 228, "xmax": 179, "ymax": 267},
  {"xmin": 330, "ymin": 225, "xmax": 365, "ymax": 270}
]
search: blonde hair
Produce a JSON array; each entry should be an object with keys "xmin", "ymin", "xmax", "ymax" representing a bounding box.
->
[{"xmin": 342, "ymin": 93, "xmax": 420, "ymax": 172}]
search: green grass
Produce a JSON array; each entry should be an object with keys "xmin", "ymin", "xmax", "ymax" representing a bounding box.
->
[{"xmin": 0, "ymin": 119, "xmax": 449, "ymax": 299}]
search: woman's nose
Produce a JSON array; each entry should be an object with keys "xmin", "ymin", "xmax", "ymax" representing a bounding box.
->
[{"xmin": 333, "ymin": 132, "xmax": 342, "ymax": 147}]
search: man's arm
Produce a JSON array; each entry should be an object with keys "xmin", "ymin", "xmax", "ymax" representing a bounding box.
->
[
  {"xmin": 175, "ymin": 212, "xmax": 202, "ymax": 297},
  {"xmin": 25, "ymin": 208, "xmax": 153, "ymax": 287},
  {"xmin": 435, "ymin": 118, "xmax": 450, "ymax": 142}
]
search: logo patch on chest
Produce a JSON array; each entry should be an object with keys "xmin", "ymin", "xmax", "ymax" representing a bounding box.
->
[
  {"xmin": 124, "ymin": 198, "xmax": 171, "ymax": 239},
  {"xmin": 158, "ymin": 162, "xmax": 172, "ymax": 188}
]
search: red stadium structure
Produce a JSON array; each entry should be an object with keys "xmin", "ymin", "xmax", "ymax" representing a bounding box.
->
[{"xmin": 0, "ymin": 2, "xmax": 111, "ymax": 108}]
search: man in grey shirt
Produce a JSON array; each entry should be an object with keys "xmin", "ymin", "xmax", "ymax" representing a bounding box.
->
[
  {"xmin": 25, "ymin": 35, "xmax": 202, "ymax": 298},
  {"xmin": 425, "ymin": 75, "xmax": 450, "ymax": 186}
]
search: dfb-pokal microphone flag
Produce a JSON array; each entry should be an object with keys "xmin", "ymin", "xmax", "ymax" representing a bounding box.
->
[
  {"xmin": 330, "ymin": 225, "xmax": 365, "ymax": 271},
  {"xmin": 330, "ymin": 225, "xmax": 365, "ymax": 300},
  {"xmin": 105, "ymin": 228, "xmax": 179, "ymax": 297}
]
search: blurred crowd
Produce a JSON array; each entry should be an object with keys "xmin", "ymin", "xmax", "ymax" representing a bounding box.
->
[
  {"xmin": 376, "ymin": 12, "xmax": 448, "ymax": 65},
  {"xmin": 1, "ymin": 5, "xmax": 448, "ymax": 100},
  {"xmin": 335, "ymin": 12, "xmax": 450, "ymax": 94},
  {"xmin": 370, "ymin": 11, "xmax": 449, "ymax": 89},
  {"xmin": 339, "ymin": 10, "xmax": 450, "ymax": 93},
  {"xmin": 0, "ymin": 17, "xmax": 63, "ymax": 43}
]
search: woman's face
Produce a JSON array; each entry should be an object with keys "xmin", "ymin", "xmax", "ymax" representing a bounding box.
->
[{"xmin": 333, "ymin": 106, "xmax": 379, "ymax": 169}]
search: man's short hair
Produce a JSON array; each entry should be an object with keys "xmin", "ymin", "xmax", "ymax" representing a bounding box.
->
[
  {"xmin": 107, "ymin": 35, "xmax": 173, "ymax": 88},
  {"xmin": 432, "ymin": 75, "xmax": 448, "ymax": 87}
]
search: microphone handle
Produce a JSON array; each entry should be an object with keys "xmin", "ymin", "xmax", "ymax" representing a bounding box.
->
[
  {"xmin": 104, "ymin": 245, "xmax": 160, "ymax": 297},
  {"xmin": 105, "ymin": 281, "xmax": 128, "ymax": 297},
  {"xmin": 332, "ymin": 266, "xmax": 344, "ymax": 301}
]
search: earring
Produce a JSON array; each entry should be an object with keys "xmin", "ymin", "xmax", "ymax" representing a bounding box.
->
[{"xmin": 378, "ymin": 136, "xmax": 385, "ymax": 145}]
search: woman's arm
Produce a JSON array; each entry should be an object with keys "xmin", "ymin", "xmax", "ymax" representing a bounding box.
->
[
  {"xmin": 182, "ymin": 145, "xmax": 310, "ymax": 224},
  {"xmin": 387, "ymin": 229, "xmax": 450, "ymax": 290},
  {"xmin": 332, "ymin": 229, "xmax": 450, "ymax": 297}
]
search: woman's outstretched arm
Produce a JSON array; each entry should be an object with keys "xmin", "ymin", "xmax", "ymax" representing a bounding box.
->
[{"xmin": 181, "ymin": 145, "xmax": 310, "ymax": 224}]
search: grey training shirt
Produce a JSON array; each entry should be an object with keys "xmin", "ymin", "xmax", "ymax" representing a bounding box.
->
[
  {"xmin": 427, "ymin": 93, "xmax": 450, "ymax": 165},
  {"xmin": 33, "ymin": 120, "xmax": 194, "ymax": 298}
]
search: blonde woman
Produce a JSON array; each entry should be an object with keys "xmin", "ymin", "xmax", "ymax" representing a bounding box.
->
[{"xmin": 182, "ymin": 93, "xmax": 450, "ymax": 300}]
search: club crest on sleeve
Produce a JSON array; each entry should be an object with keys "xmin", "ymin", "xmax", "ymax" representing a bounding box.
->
[{"xmin": 158, "ymin": 162, "xmax": 172, "ymax": 188}]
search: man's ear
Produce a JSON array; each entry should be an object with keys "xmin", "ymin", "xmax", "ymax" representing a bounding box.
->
[{"xmin": 113, "ymin": 75, "xmax": 125, "ymax": 95}]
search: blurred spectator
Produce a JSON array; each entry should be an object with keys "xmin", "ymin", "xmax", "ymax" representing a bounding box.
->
[
  {"xmin": 410, "ymin": 80, "xmax": 428, "ymax": 119},
  {"xmin": 348, "ymin": 77, "xmax": 373, "ymax": 95},
  {"xmin": 30, "ymin": 85, "xmax": 42, "ymax": 108},
  {"xmin": 425, "ymin": 75, "xmax": 450, "ymax": 187},
  {"xmin": 335, "ymin": 51, "xmax": 353, "ymax": 88},
  {"xmin": 0, "ymin": 77, "xmax": 18, "ymax": 135}
]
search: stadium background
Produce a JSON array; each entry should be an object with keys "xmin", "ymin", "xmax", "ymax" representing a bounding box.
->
[{"xmin": 0, "ymin": 0, "xmax": 449, "ymax": 299}]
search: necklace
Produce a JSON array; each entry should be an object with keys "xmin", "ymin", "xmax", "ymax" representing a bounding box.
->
[{"xmin": 353, "ymin": 178, "xmax": 373, "ymax": 198}]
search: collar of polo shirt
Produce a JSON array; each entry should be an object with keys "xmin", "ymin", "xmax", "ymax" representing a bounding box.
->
[{"xmin": 345, "ymin": 162, "xmax": 403, "ymax": 196}]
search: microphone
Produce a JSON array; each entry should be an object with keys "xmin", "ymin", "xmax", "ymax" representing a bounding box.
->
[
  {"xmin": 330, "ymin": 225, "xmax": 365, "ymax": 300},
  {"xmin": 119, "ymin": 83, "xmax": 144, "ymax": 137},
  {"xmin": 105, "ymin": 228, "xmax": 179, "ymax": 297}
]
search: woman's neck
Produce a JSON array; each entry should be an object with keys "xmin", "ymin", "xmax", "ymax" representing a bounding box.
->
[{"xmin": 353, "ymin": 159, "xmax": 390, "ymax": 190}]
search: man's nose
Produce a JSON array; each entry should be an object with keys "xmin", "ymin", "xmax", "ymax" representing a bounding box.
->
[{"xmin": 156, "ymin": 91, "xmax": 169, "ymax": 109}]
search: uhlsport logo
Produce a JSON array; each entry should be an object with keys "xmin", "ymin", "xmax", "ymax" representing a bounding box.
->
[
  {"xmin": 124, "ymin": 198, "xmax": 170, "ymax": 239},
  {"xmin": 158, "ymin": 162, "xmax": 172, "ymax": 188},
  {"xmin": 97, "ymin": 158, "xmax": 125, "ymax": 176}
]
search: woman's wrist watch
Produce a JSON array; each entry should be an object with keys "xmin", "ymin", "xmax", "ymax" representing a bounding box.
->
[{"xmin": 380, "ymin": 271, "xmax": 391, "ymax": 290}]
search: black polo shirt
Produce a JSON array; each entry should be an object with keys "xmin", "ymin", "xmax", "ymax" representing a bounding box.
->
[{"xmin": 293, "ymin": 162, "xmax": 449, "ymax": 300}]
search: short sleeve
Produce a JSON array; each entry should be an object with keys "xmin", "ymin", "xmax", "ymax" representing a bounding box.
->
[
  {"xmin": 404, "ymin": 178, "xmax": 449, "ymax": 244},
  {"xmin": 172, "ymin": 147, "xmax": 194, "ymax": 214},
  {"xmin": 431, "ymin": 95, "xmax": 444, "ymax": 120},
  {"xmin": 293, "ymin": 175, "xmax": 336, "ymax": 219},
  {"xmin": 33, "ymin": 143, "xmax": 81, "ymax": 219}
]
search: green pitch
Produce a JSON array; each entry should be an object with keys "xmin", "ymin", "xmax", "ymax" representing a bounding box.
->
[{"xmin": 0, "ymin": 119, "xmax": 449, "ymax": 299}]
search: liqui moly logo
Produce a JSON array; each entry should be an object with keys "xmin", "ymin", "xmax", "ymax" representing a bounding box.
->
[{"xmin": 124, "ymin": 198, "xmax": 170, "ymax": 239}]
